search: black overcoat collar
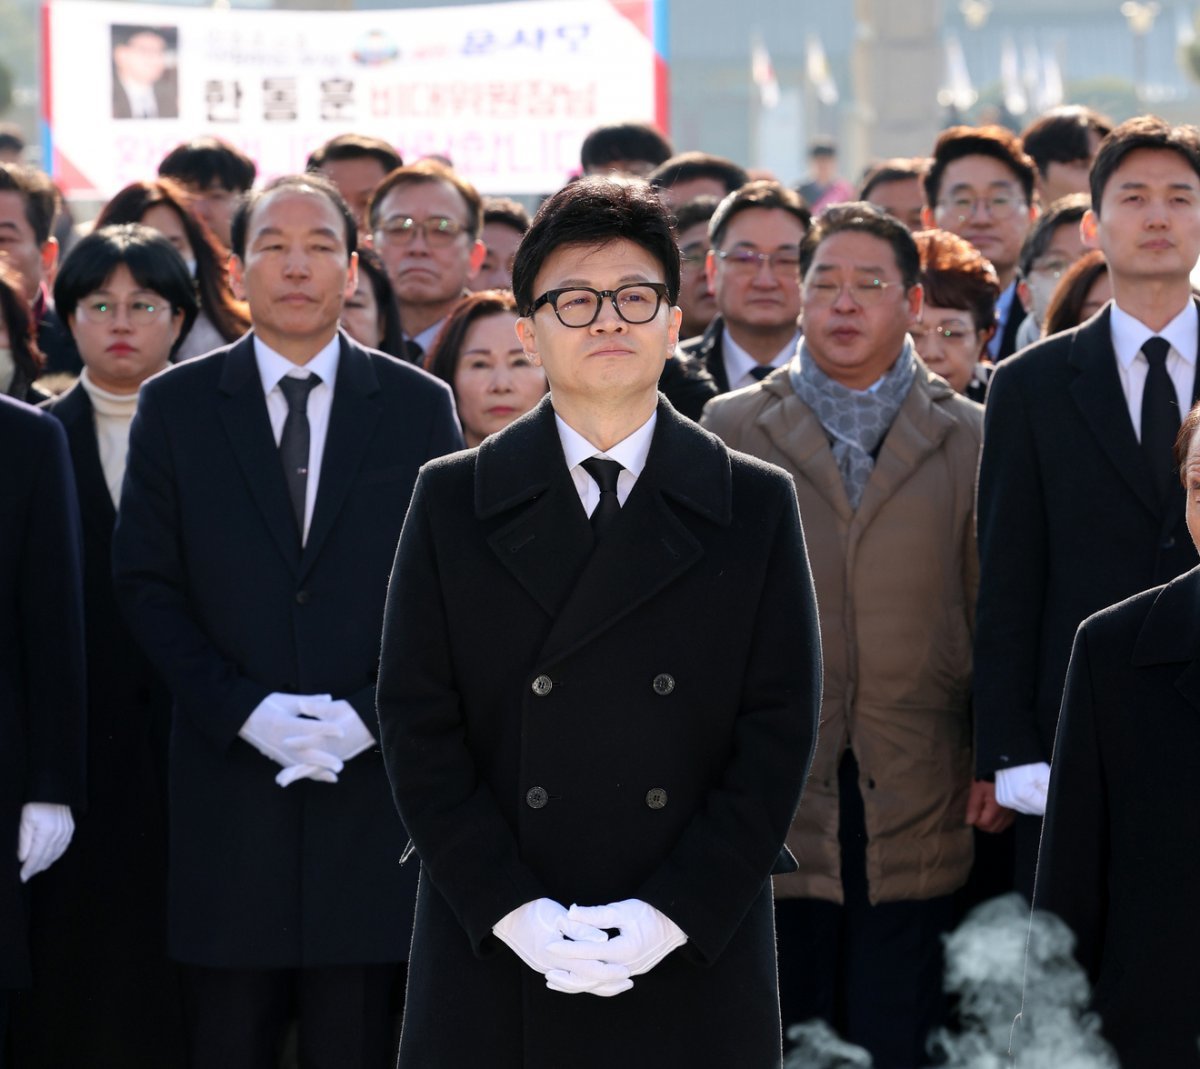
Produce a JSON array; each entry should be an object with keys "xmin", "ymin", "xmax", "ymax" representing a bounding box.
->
[
  {"xmin": 217, "ymin": 331, "xmax": 382, "ymax": 578},
  {"xmin": 1130, "ymin": 565, "xmax": 1200, "ymax": 711},
  {"xmin": 476, "ymin": 394, "xmax": 732, "ymax": 665},
  {"xmin": 45, "ymin": 382, "xmax": 117, "ymax": 537}
]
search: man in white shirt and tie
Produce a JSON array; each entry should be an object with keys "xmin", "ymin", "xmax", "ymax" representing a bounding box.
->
[
  {"xmin": 975, "ymin": 115, "xmax": 1200, "ymax": 899},
  {"xmin": 375, "ymin": 175, "xmax": 822, "ymax": 1068}
]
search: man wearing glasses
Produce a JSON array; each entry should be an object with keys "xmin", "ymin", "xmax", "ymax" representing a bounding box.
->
[
  {"xmin": 679, "ymin": 180, "xmax": 810, "ymax": 392},
  {"xmin": 922, "ymin": 125, "xmax": 1040, "ymax": 361},
  {"xmin": 376, "ymin": 176, "xmax": 821, "ymax": 1068},
  {"xmin": 366, "ymin": 160, "xmax": 486, "ymax": 362},
  {"xmin": 703, "ymin": 203, "xmax": 1000, "ymax": 1068}
]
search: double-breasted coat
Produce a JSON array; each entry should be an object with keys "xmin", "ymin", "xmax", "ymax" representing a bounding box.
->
[
  {"xmin": 376, "ymin": 396, "xmax": 822, "ymax": 1069},
  {"xmin": 1033, "ymin": 567, "xmax": 1200, "ymax": 1066},
  {"xmin": 112, "ymin": 332, "xmax": 462, "ymax": 967},
  {"xmin": 0, "ymin": 396, "xmax": 85, "ymax": 990}
]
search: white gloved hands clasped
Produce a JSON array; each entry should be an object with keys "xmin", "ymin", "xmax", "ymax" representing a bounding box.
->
[
  {"xmin": 294, "ymin": 698, "xmax": 375, "ymax": 761},
  {"xmin": 994, "ymin": 761, "xmax": 1052, "ymax": 816},
  {"xmin": 493, "ymin": 898, "xmax": 634, "ymax": 997},
  {"xmin": 18, "ymin": 802, "xmax": 74, "ymax": 882},
  {"xmin": 551, "ymin": 899, "xmax": 688, "ymax": 982},
  {"xmin": 239, "ymin": 692, "xmax": 344, "ymax": 787}
]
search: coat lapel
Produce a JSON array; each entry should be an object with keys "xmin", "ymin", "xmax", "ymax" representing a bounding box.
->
[
  {"xmin": 1130, "ymin": 566, "xmax": 1200, "ymax": 712},
  {"xmin": 1067, "ymin": 309, "xmax": 1160, "ymax": 518},
  {"xmin": 50, "ymin": 384, "xmax": 117, "ymax": 538},
  {"xmin": 299, "ymin": 336, "xmax": 382, "ymax": 580},
  {"xmin": 217, "ymin": 335, "xmax": 302, "ymax": 571}
]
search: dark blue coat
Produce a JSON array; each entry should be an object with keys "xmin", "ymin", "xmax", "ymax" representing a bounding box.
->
[
  {"xmin": 377, "ymin": 397, "xmax": 821, "ymax": 1068},
  {"xmin": 113, "ymin": 332, "xmax": 463, "ymax": 967}
]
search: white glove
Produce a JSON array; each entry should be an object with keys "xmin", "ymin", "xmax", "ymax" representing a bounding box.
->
[
  {"xmin": 18, "ymin": 802, "xmax": 75, "ymax": 882},
  {"xmin": 296, "ymin": 698, "xmax": 376, "ymax": 761},
  {"xmin": 994, "ymin": 761, "xmax": 1052, "ymax": 816},
  {"xmin": 553, "ymin": 899, "xmax": 687, "ymax": 978},
  {"xmin": 494, "ymin": 898, "xmax": 633, "ymax": 997},
  {"xmin": 239, "ymin": 692, "xmax": 343, "ymax": 787}
]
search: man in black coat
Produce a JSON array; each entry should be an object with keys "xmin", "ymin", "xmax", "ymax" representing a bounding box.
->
[
  {"xmin": 975, "ymin": 116, "xmax": 1200, "ymax": 896},
  {"xmin": 0, "ymin": 396, "xmax": 86, "ymax": 1054},
  {"xmin": 377, "ymin": 177, "xmax": 822, "ymax": 1068},
  {"xmin": 1031, "ymin": 406, "xmax": 1200, "ymax": 1067},
  {"xmin": 113, "ymin": 174, "xmax": 463, "ymax": 1069}
]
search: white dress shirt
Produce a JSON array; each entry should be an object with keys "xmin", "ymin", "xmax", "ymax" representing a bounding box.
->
[
  {"xmin": 722, "ymin": 325, "xmax": 800, "ymax": 392},
  {"xmin": 255, "ymin": 334, "xmax": 341, "ymax": 544},
  {"xmin": 1109, "ymin": 300, "xmax": 1197, "ymax": 441},
  {"xmin": 555, "ymin": 409, "xmax": 657, "ymax": 516},
  {"xmin": 119, "ymin": 79, "xmax": 158, "ymax": 118}
]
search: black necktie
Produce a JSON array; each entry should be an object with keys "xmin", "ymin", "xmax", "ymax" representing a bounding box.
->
[
  {"xmin": 750, "ymin": 365, "xmax": 774, "ymax": 382},
  {"xmin": 278, "ymin": 374, "xmax": 321, "ymax": 538},
  {"xmin": 581, "ymin": 457, "xmax": 623, "ymax": 541},
  {"xmin": 404, "ymin": 339, "xmax": 424, "ymax": 365},
  {"xmin": 1140, "ymin": 336, "xmax": 1178, "ymax": 504}
]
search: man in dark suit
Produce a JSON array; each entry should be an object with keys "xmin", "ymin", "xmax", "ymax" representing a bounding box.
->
[
  {"xmin": 0, "ymin": 396, "xmax": 86, "ymax": 1058},
  {"xmin": 376, "ymin": 176, "xmax": 822, "ymax": 1068},
  {"xmin": 113, "ymin": 174, "xmax": 463, "ymax": 1069},
  {"xmin": 1030, "ymin": 405, "xmax": 1200, "ymax": 1067},
  {"xmin": 975, "ymin": 116, "xmax": 1200, "ymax": 897},
  {"xmin": 678, "ymin": 181, "xmax": 808, "ymax": 392},
  {"xmin": 111, "ymin": 26, "xmax": 179, "ymax": 120}
]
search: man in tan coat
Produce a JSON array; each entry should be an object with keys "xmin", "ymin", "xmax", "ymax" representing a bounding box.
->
[{"xmin": 702, "ymin": 204, "xmax": 1011, "ymax": 1069}]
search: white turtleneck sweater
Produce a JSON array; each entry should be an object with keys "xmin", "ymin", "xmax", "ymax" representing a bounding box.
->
[{"xmin": 79, "ymin": 368, "xmax": 140, "ymax": 506}]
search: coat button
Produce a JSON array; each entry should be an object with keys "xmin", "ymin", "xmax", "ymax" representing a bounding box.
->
[
  {"xmin": 526, "ymin": 786, "xmax": 549, "ymax": 809},
  {"xmin": 652, "ymin": 673, "xmax": 675, "ymax": 696},
  {"xmin": 1161, "ymin": 536, "xmax": 1176, "ymax": 549},
  {"xmin": 295, "ymin": 590, "xmax": 310, "ymax": 605},
  {"xmin": 531, "ymin": 674, "xmax": 553, "ymax": 697},
  {"xmin": 645, "ymin": 788, "xmax": 668, "ymax": 809}
]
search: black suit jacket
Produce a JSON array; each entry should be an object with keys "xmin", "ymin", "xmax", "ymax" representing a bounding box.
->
[
  {"xmin": 1033, "ymin": 568, "xmax": 1200, "ymax": 1066},
  {"xmin": 679, "ymin": 314, "xmax": 730, "ymax": 393},
  {"xmin": 377, "ymin": 396, "xmax": 821, "ymax": 1068},
  {"xmin": 0, "ymin": 396, "xmax": 85, "ymax": 988},
  {"xmin": 113, "ymin": 332, "xmax": 463, "ymax": 968},
  {"xmin": 974, "ymin": 303, "xmax": 1200, "ymax": 775}
]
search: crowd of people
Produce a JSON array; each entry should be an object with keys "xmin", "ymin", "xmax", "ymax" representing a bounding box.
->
[{"xmin": 0, "ymin": 100, "xmax": 1197, "ymax": 1069}]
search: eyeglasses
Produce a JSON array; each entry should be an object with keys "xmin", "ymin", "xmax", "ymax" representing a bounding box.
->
[
  {"xmin": 1028, "ymin": 257, "xmax": 1072, "ymax": 280},
  {"xmin": 715, "ymin": 248, "xmax": 802, "ymax": 273},
  {"xmin": 911, "ymin": 323, "xmax": 977, "ymax": 346},
  {"xmin": 529, "ymin": 283, "xmax": 670, "ymax": 328},
  {"xmin": 679, "ymin": 242, "xmax": 708, "ymax": 267},
  {"xmin": 937, "ymin": 194, "xmax": 1026, "ymax": 224},
  {"xmin": 374, "ymin": 216, "xmax": 468, "ymax": 247},
  {"xmin": 76, "ymin": 298, "xmax": 171, "ymax": 326},
  {"xmin": 803, "ymin": 277, "xmax": 902, "ymax": 308}
]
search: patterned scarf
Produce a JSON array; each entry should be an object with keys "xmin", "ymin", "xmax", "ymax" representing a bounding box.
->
[{"xmin": 789, "ymin": 337, "xmax": 917, "ymax": 509}]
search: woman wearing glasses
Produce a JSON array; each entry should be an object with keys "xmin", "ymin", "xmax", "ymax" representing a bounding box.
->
[
  {"xmin": 425, "ymin": 289, "xmax": 547, "ymax": 446},
  {"xmin": 911, "ymin": 229, "xmax": 1001, "ymax": 402},
  {"xmin": 13, "ymin": 224, "xmax": 197, "ymax": 1066}
]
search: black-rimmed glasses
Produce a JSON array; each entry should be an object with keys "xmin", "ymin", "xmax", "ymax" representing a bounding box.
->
[{"xmin": 529, "ymin": 283, "xmax": 670, "ymax": 327}]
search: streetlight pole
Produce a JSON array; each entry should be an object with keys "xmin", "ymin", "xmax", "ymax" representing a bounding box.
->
[{"xmin": 1121, "ymin": 1, "xmax": 1161, "ymax": 101}]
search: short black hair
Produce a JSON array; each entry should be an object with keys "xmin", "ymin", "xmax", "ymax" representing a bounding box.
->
[
  {"xmin": 112, "ymin": 24, "xmax": 168, "ymax": 48},
  {"xmin": 672, "ymin": 195, "xmax": 720, "ymax": 234},
  {"xmin": 579, "ymin": 122, "xmax": 672, "ymax": 174},
  {"xmin": 1020, "ymin": 106, "xmax": 1113, "ymax": 178},
  {"xmin": 648, "ymin": 152, "xmax": 749, "ymax": 196},
  {"xmin": 306, "ymin": 133, "xmax": 402, "ymax": 175},
  {"xmin": 0, "ymin": 124, "xmax": 25, "ymax": 155},
  {"xmin": 159, "ymin": 136, "xmax": 257, "ymax": 193},
  {"xmin": 54, "ymin": 223, "xmax": 199, "ymax": 358},
  {"xmin": 708, "ymin": 180, "xmax": 811, "ymax": 249},
  {"xmin": 230, "ymin": 173, "xmax": 356, "ymax": 260},
  {"xmin": 0, "ymin": 163, "xmax": 60, "ymax": 245},
  {"xmin": 800, "ymin": 202, "xmax": 920, "ymax": 290},
  {"xmin": 859, "ymin": 157, "xmax": 928, "ymax": 201},
  {"xmin": 483, "ymin": 196, "xmax": 531, "ymax": 236},
  {"xmin": 924, "ymin": 125, "xmax": 1037, "ymax": 208},
  {"xmin": 1090, "ymin": 115, "xmax": 1200, "ymax": 213},
  {"xmin": 809, "ymin": 137, "xmax": 838, "ymax": 159},
  {"xmin": 512, "ymin": 176, "xmax": 680, "ymax": 316},
  {"xmin": 1017, "ymin": 193, "xmax": 1090, "ymax": 277}
]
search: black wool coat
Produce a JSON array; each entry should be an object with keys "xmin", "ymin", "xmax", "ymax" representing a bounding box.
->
[
  {"xmin": 1033, "ymin": 566, "xmax": 1200, "ymax": 1067},
  {"xmin": 377, "ymin": 396, "xmax": 822, "ymax": 1069},
  {"xmin": 974, "ymin": 303, "xmax": 1199, "ymax": 776},
  {"xmin": 112, "ymin": 332, "xmax": 463, "ymax": 968},
  {"xmin": 0, "ymin": 396, "xmax": 86, "ymax": 990}
]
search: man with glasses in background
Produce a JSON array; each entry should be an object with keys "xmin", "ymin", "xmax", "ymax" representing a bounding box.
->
[
  {"xmin": 680, "ymin": 181, "xmax": 810, "ymax": 393},
  {"xmin": 923, "ymin": 126, "xmax": 1040, "ymax": 361},
  {"xmin": 703, "ymin": 203, "xmax": 1004, "ymax": 1068},
  {"xmin": 376, "ymin": 176, "xmax": 821, "ymax": 1068},
  {"xmin": 1013, "ymin": 193, "xmax": 1091, "ymax": 349},
  {"xmin": 366, "ymin": 160, "xmax": 486, "ymax": 363}
]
